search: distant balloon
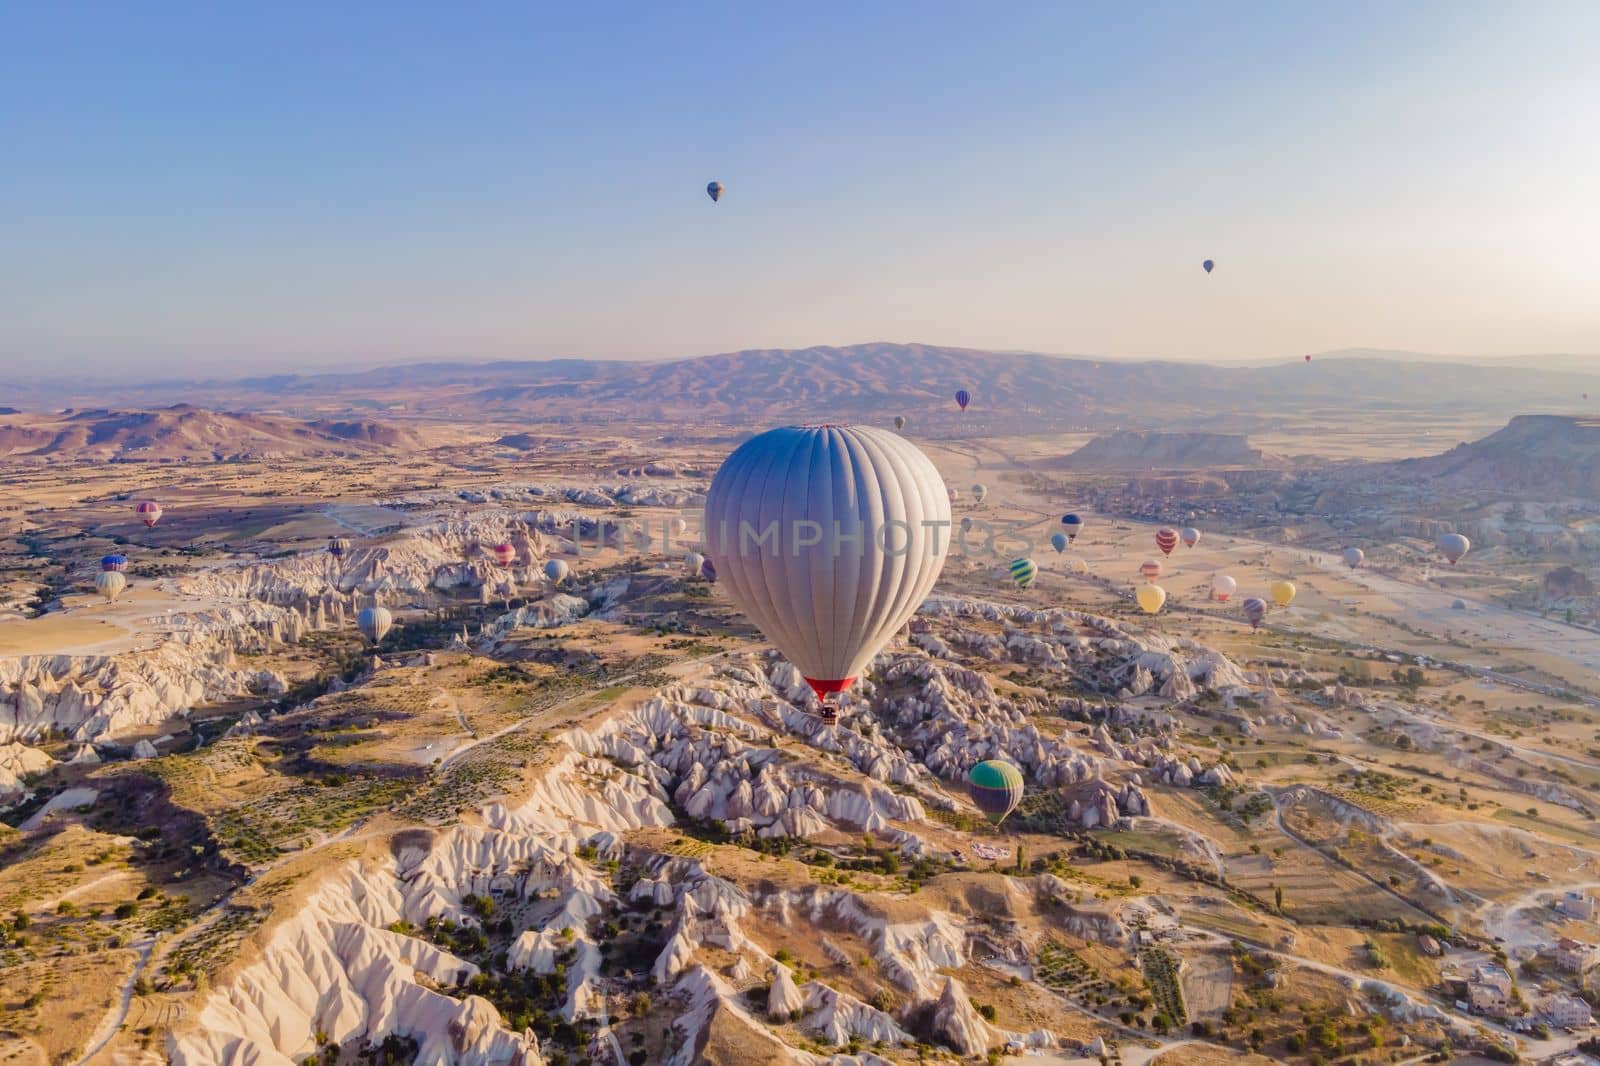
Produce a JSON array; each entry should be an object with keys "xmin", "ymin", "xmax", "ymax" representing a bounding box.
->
[
  {"xmin": 1242, "ymin": 597, "xmax": 1268, "ymax": 630},
  {"xmin": 972, "ymin": 483, "xmax": 988, "ymax": 504},
  {"xmin": 1180, "ymin": 526, "xmax": 1200, "ymax": 549},
  {"xmin": 135, "ymin": 501, "xmax": 163, "ymax": 528},
  {"xmin": 94, "ymin": 570, "xmax": 126, "ymax": 603},
  {"xmin": 668, "ymin": 517, "xmax": 689, "ymax": 538},
  {"xmin": 1304, "ymin": 354, "xmax": 1312, "ymax": 363},
  {"xmin": 1155, "ymin": 528, "xmax": 1178, "ymax": 556},
  {"xmin": 1064, "ymin": 555, "xmax": 1089, "ymax": 574},
  {"xmin": 1061, "ymin": 513, "xmax": 1083, "ymax": 541},
  {"xmin": 1139, "ymin": 560, "xmax": 1163, "ymax": 583},
  {"xmin": 1437, "ymin": 533, "xmax": 1470, "ymax": 565},
  {"xmin": 357, "ymin": 606, "xmax": 393, "ymax": 645},
  {"xmin": 967, "ymin": 760, "xmax": 1025, "ymax": 825},
  {"xmin": 684, "ymin": 551, "xmax": 705, "ymax": 577},
  {"xmin": 703, "ymin": 424, "xmax": 950, "ymax": 717},
  {"xmin": 1136, "ymin": 584, "xmax": 1167, "ymax": 614},
  {"xmin": 949, "ymin": 487, "xmax": 960, "ymax": 503},
  {"xmin": 544, "ymin": 559, "xmax": 571, "ymax": 584},
  {"xmin": 1342, "ymin": 547, "xmax": 1365, "ymax": 570},
  {"xmin": 1008, "ymin": 557, "xmax": 1037, "ymax": 589},
  {"xmin": 960, "ymin": 516, "xmax": 973, "ymax": 533},
  {"xmin": 1050, "ymin": 532, "xmax": 1069, "ymax": 553},
  {"xmin": 706, "ymin": 181, "xmax": 724, "ymax": 203},
  {"xmin": 328, "ymin": 538, "xmax": 351, "ymax": 560},
  {"xmin": 100, "ymin": 554, "xmax": 127, "ymax": 573},
  {"xmin": 701, "ymin": 558, "xmax": 717, "ymax": 584},
  {"xmin": 1202, "ymin": 259, "xmax": 1214, "ymax": 274},
  {"xmin": 1211, "ymin": 574, "xmax": 1237, "ymax": 602},
  {"xmin": 1270, "ymin": 580, "xmax": 1297, "ymax": 607},
  {"xmin": 954, "ymin": 389, "xmax": 970, "ymax": 411},
  {"xmin": 491, "ymin": 542, "xmax": 516, "ymax": 567},
  {"xmin": 894, "ymin": 415, "xmax": 907, "ymax": 431}
]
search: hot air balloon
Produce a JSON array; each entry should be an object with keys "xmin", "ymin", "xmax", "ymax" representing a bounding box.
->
[
  {"xmin": 706, "ymin": 181, "xmax": 723, "ymax": 203},
  {"xmin": 1202, "ymin": 259, "xmax": 1214, "ymax": 274},
  {"xmin": 701, "ymin": 558, "xmax": 717, "ymax": 584},
  {"xmin": 1050, "ymin": 532, "xmax": 1069, "ymax": 553},
  {"xmin": 1342, "ymin": 547, "xmax": 1365, "ymax": 570},
  {"xmin": 544, "ymin": 559, "xmax": 570, "ymax": 585},
  {"xmin": 1270, "ymin": 580, "xmax": 1297, "ymax": 607},
  {"xmin": 491, "ymin": 542, "xmax": 516, "ymax": 567},
  {"xmin": 1136, "ymin": 584, "xmax": 1167, "ymax": 614},
  {"xmin": 967, "ymin": 760, "xmax": 1024, "ymax": 825},
  {"xmin": 703, "ymin": 424, "xmax": 950, "ymax": 720},
  {"xmin": 954, "ymin": 389, "xmax": 970, "ymax": 411},
  {"xmin": 1304, "ymin": 354, "xmax": 1312, "ymax": 363},
  {"xmin": 1061, "ymin": 514, "xmax": 1083, "ymax": 542},
  {"xmin": 668, "ymin": 517, "xmax": 689, "ymax": 539},
  {"xmin": 358, "ymin": 606, "xmax": 393, "ymax": 645},
  {"xmin": 972, "ymin": 483, "xmax": 988, "ymax": 504},
  {"xmin": 328, "ymin": 538, "xmax": 351, "ymax": 560},
  {"xmin": 1242, "ymin": 597, "xmax": 1268, "ymax": 630},
  {"xmin": 893, "ymin": 415, "xmax": 907, "ymax": 432},
  {"xmin": 135, "ymin": 501, "xmax": 162, "ymax": 528},
  {"xmin": 100, "ymin": 554, "xmax": 127, "ymax": 573},
  {"xmin": 1211, "ymin": 574, "xmax": 1237, "ymax": 602},
  {"xmin": 949, "ymin": 487, "xmax": 960, "ymax": 503},
  {"xmin": 1155, "ymin": 528, "xmax": 1178, "ymax": 556},
  {"xmin": 685, "ymin": 551, "xmax": 705, "ymax": 577},
  {"xmin": 1009, "ymin": 558, "xmax": 1037, "ymax": 588},
  {"xmin": 1180, "ymin": 527, "xmax": 1200, "ymax": 549},
  {"xmin": 1065, "ymin": 555, "xmax": 1089, "ymax": 574},
  {"xmin": 1437, "ymin": 533, "xmax": 1470, "ymax": 565},
  {"xmin": 1139, "ymin": 560, "xmax": 1163, "ymax": 583},
  {"xmin": 960, "ymin": 516, "xmax": 973, "ymax": 533},
  {"xmin": 94, "ymin": 571, "xmax": 126, "ymax": 603}
]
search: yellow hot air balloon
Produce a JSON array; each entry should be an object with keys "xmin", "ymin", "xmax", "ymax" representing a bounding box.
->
[
  {"xmin": 1136, "ymin": 584, "xmax": 1167, "ymax": 614},
  {"xmin": 1270, "ymin": 580, "xmax": 1296, "ymax": 607}
]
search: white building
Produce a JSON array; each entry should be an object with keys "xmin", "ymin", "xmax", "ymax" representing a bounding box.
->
[
  {"xmin": 1469, "ymin": 964, "xmax": 1515, "ymax": 1018},
  {"xmin": 1560, "ymin": 892, "xmax": 1597, "ymax": 921},
  {"xmin": 1543, "ymin": 992, "xmax": 1594, "ymax": 1028},
  {"xmin": 1558, "ymin": 938, "xmax": 1600, "ymax": 974}
]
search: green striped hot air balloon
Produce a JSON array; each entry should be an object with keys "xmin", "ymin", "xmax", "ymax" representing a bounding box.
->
[
  {"xmin": 968, "ymin": 760, "xmax": 1025, "ymax": 825},
  {"xmin": 1008, "ymin": 557, "xmax": 1037, "ymax": 588}
]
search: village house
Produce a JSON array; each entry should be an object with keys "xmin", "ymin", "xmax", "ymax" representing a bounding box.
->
[
  {"xmin": 1543, "ymin": 992, "xmax": 1595, "ymax": 1029},
  {"xmin": 1469, "ymin": 964, "xmax": 1516, "ymax": 1018},
  {"xmin": 1558, "ymin": 938, "xmax": 1600, "ymax": 974}
]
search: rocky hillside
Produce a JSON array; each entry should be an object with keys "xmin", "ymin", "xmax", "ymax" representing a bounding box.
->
[
  {"xmin": 1059, "ymin": 430, "xmax": 1275, "ymax": 471},
  {"xmin": 1382, "ymin": 415, "xmax": 1600, "ymax": 499},
  {"xmin": 0, "ymin": 404, "xmax": 428, "ymax": 461}
]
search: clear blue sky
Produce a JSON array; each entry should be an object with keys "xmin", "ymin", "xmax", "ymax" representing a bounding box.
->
[{"xmin": 3, "ymin": 1, "xmax": 1597, "ymax": 374}]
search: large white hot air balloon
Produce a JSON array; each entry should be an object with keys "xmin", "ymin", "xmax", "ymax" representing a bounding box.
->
[
  {"xmin": 1437, "ymin": 533, "xmax": 1470, "ymax": 565},
  {"xmin": 704, "ymin": 425, "xmax": 950, "ymax": 720},
  {"xmin": 357, "ymin": 606, "xmax": 393, "ymax": 645},
  {"xmin": 544, "ymin": 559, "xmax": 570, "ymax": 585},
  {"xmin": 1210, "ymin": 574, "xmax": 1237, "ymax": 602},
  {"xmin": 95, "ymin": 571, "xmax": 127, "ymax": 603},
  {"xmin": 1342, "ymin": 547, "xmax": 1365, "ymax": 570}
]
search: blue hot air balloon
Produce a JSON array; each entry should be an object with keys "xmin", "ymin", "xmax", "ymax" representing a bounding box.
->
[
  {"xmin": 954, "ymin": 389, "xmax": 970, "ymax": 411},
  {"xmin": 100, "ymin": 554, "xmax": 128, "ymax": 572},
  {"xmin": 1050, "ymin": 532, "xmax": 1068, "ymax": 553},
  {"xmin": 706, "ymin": 181, "xmax": 724, "ymax": 203},
  {"xmin": 1061, "ymin": 513, "xmax": 1084, "ymax": 542},
  {"xmin": 1203, "ymin": 259, "xmax": 1215, "ymax": 274}
]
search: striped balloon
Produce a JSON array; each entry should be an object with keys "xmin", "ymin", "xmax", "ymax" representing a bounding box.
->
[
  {"xmin": 135, "ymin": 501, "xmax": 163, "ymax": 528},
  {"xmin": 328, "ymin": 538, "xmax": 350, "ymax": 559},
  {"xmin": 1009, "ymin": 557, "xmax": 1037, "ymax": 588},
  {"xmin": 967, "ymin": 760, "xmax": 1025, "ymax": 825},
  {"xmin": 491, "ymin": 542, "xmax": 516, "ymax": 567},
  {"xmin": 954, "ymin": 389, "xmax": 970, "ymax": 411},
  {"xmin": 1139, "ymin": 560, "xmax": 1163, "ymax": 583},
  {"xmin": 100, "ymin": 554, "xmax": 127, "ymax": 572},
  {"xmin": 1155, "ymin": 528, "xmax": 1178, "ymax": 556},
  {"xmin": 1242, "ymin": 597, "xmax": 1268, "ymax": 629}
]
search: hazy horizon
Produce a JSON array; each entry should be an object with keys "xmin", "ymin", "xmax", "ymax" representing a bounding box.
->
[{"xmin": 5, "ymin": 2, "xmax": 1600, "ymax": 374}]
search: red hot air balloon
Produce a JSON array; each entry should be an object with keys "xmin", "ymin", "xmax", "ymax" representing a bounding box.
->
[
  {"xmin": 135, "ymin": 501, "xmax": 163, "ymax": 528},
  {"xmin": 1139, "ymin": 560, "xmax": 1163, "ymax": 583},
  {"xmin": 491, "ymin": 542, "xmax": 516, "ymax": 567},
  {"xmin": 1304, "ymin": 354, "xmax": 1312, "ymax": 363},
  {"xmin": 1155, "ymin": 528, "xmax": 1179, "ymax": 556}
]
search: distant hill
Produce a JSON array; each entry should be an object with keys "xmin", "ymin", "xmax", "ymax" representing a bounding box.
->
[
  {"xmin": 0, "ymin": 404, "xmax": 429, "ymax": 461},
  {"xmin": 1057, "ymin": 431, "xmax": 1275, "ymax": 471},
  {"xmin": 1381, "ymin": 415, "xmax": 1600, "ymax": 499},
  {"xmin": 2, "ymin": 343, "xmax": 1596, "ymax": 431}
]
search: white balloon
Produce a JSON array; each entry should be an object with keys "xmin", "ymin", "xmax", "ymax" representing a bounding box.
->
[
  {"xmin": 357, "ymin": 606, "xmax": 392, "ymax": 644},
  {"xmin": 1210, "ymin": 574, "xmax": 1237, "ymax": 601},
  {"xmin": 95, "ymin": 571, "xmax": 127, "ymax": 603},
  {"xmin": 684, "ymin": 551, "xmax": 705, "ymax": 576},
  {"xmin": 544, "ymin": 559, "xmax": 570, "ymax": 584},
  {"xmin": 705, "ymin": 425, "xmax": 951, "ymax": 711}
]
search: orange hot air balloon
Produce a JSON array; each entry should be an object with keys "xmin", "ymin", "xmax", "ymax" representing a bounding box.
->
[{"xmin": 1139, "ymin": 560, "xmax": 1163, "ymax": 583}]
